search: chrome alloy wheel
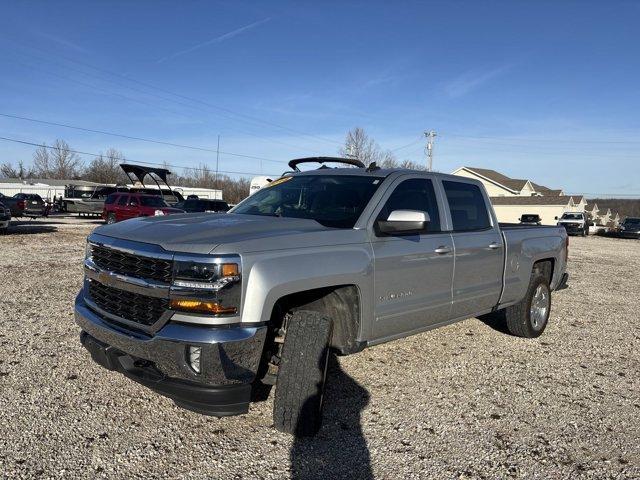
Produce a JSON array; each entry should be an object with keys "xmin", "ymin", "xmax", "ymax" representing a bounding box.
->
[{"xmin": 530, "ymin": 284, "xmax": 550, "ymax": 329}]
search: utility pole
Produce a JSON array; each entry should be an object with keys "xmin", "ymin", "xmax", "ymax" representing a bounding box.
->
[
  {"xmin": 424, "ymin": 130, "xmax": 437, "ymax": 171},
  {"xmin": 215, "ymin": 134, "xmax": 220, "ymax": 195}
]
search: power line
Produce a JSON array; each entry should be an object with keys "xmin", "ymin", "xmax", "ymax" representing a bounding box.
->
[
  {"xmin": 389, "ymin": 136, "xmax": 423, "ymax": 152},
  {"xmin": 572, "ymin": 193, "xmax": 640, "ymax": 197},
  {"xmin": 7, "ymin": 40, "xmax": 342, "ymax": 148},
  {"xmin": 0, "ymin": 112, "xmax": 287, "ymax": 165},
  {"xmin": 0, "ymin": 136, "xmax": 277, "ymax": 177},
  {"xmin": 8, "ymin": 55, "xmax": 324, "ymax": 155},
  {"xmin": 443, "ymin": 132, "xmax": 640, "ymax": 145}
]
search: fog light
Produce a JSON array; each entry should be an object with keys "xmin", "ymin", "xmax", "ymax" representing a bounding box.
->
[{"xmin": 188, "ymin": 346, "xmax": 202, "ymax": 373}]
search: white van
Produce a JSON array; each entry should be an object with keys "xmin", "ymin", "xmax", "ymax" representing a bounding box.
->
[{"xmin": 249, "ymin": 176, "xmax": 274, "ymax": 195}]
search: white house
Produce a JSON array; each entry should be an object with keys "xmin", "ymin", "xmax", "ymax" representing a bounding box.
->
[{"xmin": 452, "ymin": 166, "xmax": 586, "ymax": 225}]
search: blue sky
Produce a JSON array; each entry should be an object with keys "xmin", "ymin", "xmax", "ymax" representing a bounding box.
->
[{"xmin": 1, "ymin": 1, "xmax": 639, "ymax": 196}]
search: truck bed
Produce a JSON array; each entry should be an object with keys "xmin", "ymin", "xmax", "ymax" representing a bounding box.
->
[{"xmin": 499, "ymin": 222, "xmax": 555, "ymax": 229}]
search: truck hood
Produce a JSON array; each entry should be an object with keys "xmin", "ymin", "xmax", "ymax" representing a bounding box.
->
[{"xmin": 93, "ymin": 213, "xmax": 344, "ymax": 254}]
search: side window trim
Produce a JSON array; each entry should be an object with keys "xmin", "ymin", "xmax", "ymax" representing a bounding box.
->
[{"xmin": 440, "ymin": 179, "xmax": 497, "ymax": 233}]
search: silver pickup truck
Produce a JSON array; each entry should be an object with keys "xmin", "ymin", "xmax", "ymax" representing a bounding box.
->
[{"xmin": 75, "ymin": 158, "xmax": 569, "ymax": 436}]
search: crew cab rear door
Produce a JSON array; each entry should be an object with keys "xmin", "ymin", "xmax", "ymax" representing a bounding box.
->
[
  {"xmin": 440, "ymin": 179, "xmax": 503, "ymax": 318},
  {"xmin": 370, "ymin": 175, "xmax": 454, "ymax": 341}
]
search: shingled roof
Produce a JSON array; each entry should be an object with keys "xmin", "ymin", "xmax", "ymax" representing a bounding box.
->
[
  {"xmin": 490, "ymin": 196, "xmax": 575, "ymax": 206},
  {"xmin": 464, "ymin": 167, "xmax": 529, "ymax": 192},
  {"xmin": 530, "ymin": 182, "xmax": 563, "ymax": 195}
]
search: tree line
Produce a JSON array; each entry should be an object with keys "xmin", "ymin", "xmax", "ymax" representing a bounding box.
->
[
  {"xmin": 589, "ymin": 198, "xmax": 640, "ymax": 220},
  {"xmin": 0, "ymin": 128, "xmax": 425, "ymax": 204},
  {"xmin": 0, "ymin": 139, "xmax": 253, "ymax": 204}
]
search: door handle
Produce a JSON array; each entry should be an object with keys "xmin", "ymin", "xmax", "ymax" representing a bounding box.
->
[
  {"xmin": 488, "ymin": 242, "xmax": 502, "ymax": 250},
  {"xmin": 434, "ymin": 246, "xmax": 452, "ymax": 254}
]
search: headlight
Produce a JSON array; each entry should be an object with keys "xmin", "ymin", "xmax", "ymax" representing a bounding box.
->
[
  {"xmin": 154, "ymin": 209, "xmax": 165, "ymax": 216},
  {"xmin": 170, "ymin": 255, "xmax": 242, "ymax": 316}
]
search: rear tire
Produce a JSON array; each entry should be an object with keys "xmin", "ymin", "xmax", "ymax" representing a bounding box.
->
[
  {"xmin": 106, "ymin": 213, "xmax": 116, "ymax": 224},
  {"xmin": 505, "ymin": 273, "xmax": 551, "ymax": 338},
  {"xmin": 273, "ymin": 310, "xmax": 333, "ymax": 437}
]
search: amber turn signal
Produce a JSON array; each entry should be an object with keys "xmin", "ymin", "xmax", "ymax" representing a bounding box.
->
[
  {"xmin": 221, "ymin": 263, "xmax": 239, "ymax": 277},
  {"xmin": 170, "ymin": 298, "xmax": 237, "ymax": 315}
]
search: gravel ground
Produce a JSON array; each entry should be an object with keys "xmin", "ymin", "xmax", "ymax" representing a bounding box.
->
[{"xmin": 0, "ymin": 220, "xmax": 638, "ymax": 479}]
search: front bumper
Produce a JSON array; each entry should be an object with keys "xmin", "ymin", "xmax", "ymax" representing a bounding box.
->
[
  {"xmin": 559, "ymin": 223, "xmax": 584, "ymax": 235},
  {"xmin": 75, "ymin": 293, "xmax": 267, "ymax": 416},
  {"xmin": 618, "ymin": 230, "xmax": 640, "ymax": 239}
]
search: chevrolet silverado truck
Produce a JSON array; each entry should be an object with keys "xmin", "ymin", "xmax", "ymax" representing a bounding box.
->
[{"xmin": 75, "ymin": 158, "xmax": 569, "ymax": 436}]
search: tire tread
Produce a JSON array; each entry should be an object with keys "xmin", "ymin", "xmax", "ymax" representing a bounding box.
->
[{"xmin": 273, "ymin": 310, "xmax": 332, "ymax": 436}]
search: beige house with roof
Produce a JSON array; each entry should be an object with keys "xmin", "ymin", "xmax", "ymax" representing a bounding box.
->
[{"xmin": 452, "ymin": 166, "xmax": 586, "ymax": 225}]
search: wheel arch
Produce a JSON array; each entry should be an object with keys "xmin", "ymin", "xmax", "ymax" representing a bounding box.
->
[
  {"xmin": 271, "ymin": 285, "xmax": 364, "ymax": 355},
  {"xmin": 533, "ymin": 258, "xmax": 554, "ymax": 283}
]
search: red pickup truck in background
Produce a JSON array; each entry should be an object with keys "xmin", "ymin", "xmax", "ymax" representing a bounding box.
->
[{"xmin": 102, "ymin": 192, "xmax": 185, "ymax": 224}]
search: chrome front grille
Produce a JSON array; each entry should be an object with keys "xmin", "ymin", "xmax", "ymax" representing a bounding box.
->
[
  {"xmin": 91, "ymin": 244, "xmax": 173, "ymax": 283},
  {"xmin": 88, "ymin": 280, "xmax": 169, "ymax": 327}
]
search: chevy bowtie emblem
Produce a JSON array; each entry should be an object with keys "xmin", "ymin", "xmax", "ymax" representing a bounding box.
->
[{"xmin": 98, "ymin": 271, "xmax": 124, "ymax": 287}]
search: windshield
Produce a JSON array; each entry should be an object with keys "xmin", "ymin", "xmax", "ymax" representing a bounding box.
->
[
  {"xmin": 232, "ymin": 175, "xmax": 384, "ymax": 228},
  {"xmin": 140, "ymin": 196, "xmax": 168, "ymax": 207},
  {"xmin": 561, "ymin": 213, "xmax": 582, "ymax": 220},
  {"xmin": 623, "ymin": 218, "xmax": 640, "ymax": 225}
]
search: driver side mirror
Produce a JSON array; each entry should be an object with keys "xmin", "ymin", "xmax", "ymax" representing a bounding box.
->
[{"xmin": 377, "ymin": 210, "xmax": 430, "ymax": 235}]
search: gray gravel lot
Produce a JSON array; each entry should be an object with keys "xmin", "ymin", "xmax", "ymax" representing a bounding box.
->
[{"xmin": 1, "ymin": 219, "xmax": 639, "ymax": 479}]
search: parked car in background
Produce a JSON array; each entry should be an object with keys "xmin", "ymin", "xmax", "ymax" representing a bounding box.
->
[
  {"xmin": 77, "ymin": 158, "xmax": 569, "ymax": 436},
  {"xmin": 102, "ymin": 192, "xmax": 185, "ymax": 224},
  {"xmin": 556, "ymin": 211, "xmax": 589, "ymax": 236},
  {"xmin": 0, "ymin": 193, "xmax": 45, "ymax": 218},
  {"xmin": 0, "ymin": 201, "xmax": 10, "ymax": 233},
  {"xmin": 617, "ymin": 217, "xmax": 640, "ymax": 239},
  {"xmin": 519, "ymin": 214, "xmax": 542, "ymax": 225},
  {"xmin": 173, "ymin": 198, "xmax": 230, "ymax": 213}
]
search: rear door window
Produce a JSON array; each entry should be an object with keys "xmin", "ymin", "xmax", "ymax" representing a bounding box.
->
[
  {"xmin": 117, "ymin": 195, "xmax": 129, "ymax": 206},
  {"xmin": 442, "ymin": 181, "xmax": 491, "ymax": 231}
]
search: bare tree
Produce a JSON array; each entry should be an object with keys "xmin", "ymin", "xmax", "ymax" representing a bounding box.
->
[
  {"xmin": 49, "ymin": 139, "xmax": 84, "ymax": 179},
  {"xmin": 0, "ymin": 160, "xmax": 35, "ymax": 179},
  {"xmin": 340, "ymin": 127, "xmax": 426, "ymax": 170},
  {"xmin": 340, "ymin": 127, "xmax": 400, "ymax": 168},
  {"xmin": 32, "ymin": 140, "xmax": 84, "ymax": 179},
  {"xmin": 217, "ymin": 175, "xmax": 250, "ymax": 204},
  {"xmin": 85, "ymin": 148, "xmax": 127, "ymax": 184},
  {"xmin": 32, "ymin": 144, "xmax": 51, "ymax": 177},
  {"xmin": 180, "ymin": 163, "xmax": 215, "ymax": 188}
]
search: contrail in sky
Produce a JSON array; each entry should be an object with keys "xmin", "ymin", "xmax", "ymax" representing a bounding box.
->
[{"xmin": 157, "ymin": 17, "xmax": 272, "ymax": 64}]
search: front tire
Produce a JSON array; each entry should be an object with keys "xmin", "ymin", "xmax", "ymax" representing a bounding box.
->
[
  {"xmin": 505, "ymin": 274, "xmax": 551, "ymax": 338},
  {"xmin": 273, "ymin": 310, "xmax": 333, "ymax": 437}
]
